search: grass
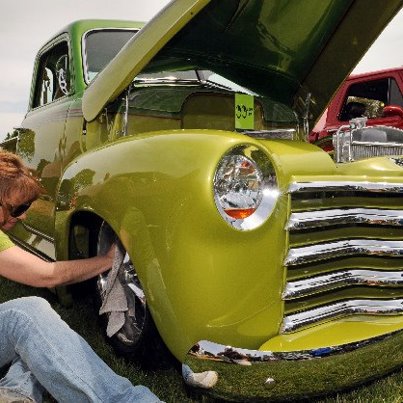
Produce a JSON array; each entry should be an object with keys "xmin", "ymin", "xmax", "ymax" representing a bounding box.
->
[{"xmin": 1, "ymin": 278, "xmax": 403, "ymax": 402}]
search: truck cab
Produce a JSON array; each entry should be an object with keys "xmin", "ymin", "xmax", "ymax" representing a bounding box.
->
[{"xmin": 309, "ymin": 68, "xmax": 403, "ymax": 150}]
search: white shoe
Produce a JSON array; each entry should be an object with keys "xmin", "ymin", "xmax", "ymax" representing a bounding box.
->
[{"xmin": 182, "ymin": 364, "xmax": 218, "ymax": 389}]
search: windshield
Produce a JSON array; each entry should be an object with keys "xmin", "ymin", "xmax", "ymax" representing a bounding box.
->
[
  {"xmin": 83, "ymin": 30, "xmax": 253, "ymax": 93},
  {"xmin": 84, "ymin": 30, "xmax": 297, "ymax": 128}
]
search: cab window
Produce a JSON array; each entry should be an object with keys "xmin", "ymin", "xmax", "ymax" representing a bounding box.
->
[
  {"xmin": 339, "ymin": 77, "xmax": 403, "ymax": 121},
  {"xmin": 32, "ymin": 41, "xmax": 70, "ymax": 108}
]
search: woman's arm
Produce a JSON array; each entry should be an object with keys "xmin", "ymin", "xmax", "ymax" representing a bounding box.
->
[{"xmin": 0, "ymin": 245, "xmax": 113, "ymax": 287}]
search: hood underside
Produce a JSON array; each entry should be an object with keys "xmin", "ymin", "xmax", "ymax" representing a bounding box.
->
[{"xmin": 83, "ymin": 0, "xmax": 402, "ymax": 126}]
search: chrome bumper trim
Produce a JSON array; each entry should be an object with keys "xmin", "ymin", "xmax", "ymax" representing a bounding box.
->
[
  {"xmin": 288, "ymin": 181, "xmax": 403, "ymax": 194},
  {"xmin": 183, "ymin": 329, "xmax": 403, "ymax": 401},
  {"xmin": 285, "ymin": 239, "xmax": 403, "ymax": 266},
  {"xmin": 281, "ymin": 298, "xmax": 403, "ymax": 333},
  {"xmin": 283, "ymin": 269, "xmax": 403, "ymax": 300},
  {"xmin": 287, "ymin": 208, "xmax": 403, "ymax": 230}
]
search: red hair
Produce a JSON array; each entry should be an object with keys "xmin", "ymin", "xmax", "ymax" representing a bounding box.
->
[{"xmin": 0, "ymin": 150, "xmax": 43, "ymax": 205}]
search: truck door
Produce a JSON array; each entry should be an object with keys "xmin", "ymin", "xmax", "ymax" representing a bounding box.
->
[{"xmin": 15, "ymin": 37, "xmax": 74, "ymax": 259}]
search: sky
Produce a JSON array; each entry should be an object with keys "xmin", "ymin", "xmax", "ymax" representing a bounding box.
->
[{"xmin": 0, "ymin": 1, "xmax": 402, "ymax": 139}]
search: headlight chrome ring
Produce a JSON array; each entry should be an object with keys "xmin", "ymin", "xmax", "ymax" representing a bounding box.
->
[{"xmin": 213, "ymin": 145, "xmax": 279, "ymax": 230}]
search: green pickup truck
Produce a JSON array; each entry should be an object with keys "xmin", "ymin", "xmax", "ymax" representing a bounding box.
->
[{"xmin": 2, "ymin": 0, "xmax": 403, "ymax": 401}]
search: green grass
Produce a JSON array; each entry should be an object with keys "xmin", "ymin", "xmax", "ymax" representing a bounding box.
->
[{"xmin": 1, "ymin": 279, "xmax": 402, "ymax": 402}]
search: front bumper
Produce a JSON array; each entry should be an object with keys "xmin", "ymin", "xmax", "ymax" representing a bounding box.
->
[{"xmin": 183, "ymin": 326, "xmax": 403, "ymax": 401}]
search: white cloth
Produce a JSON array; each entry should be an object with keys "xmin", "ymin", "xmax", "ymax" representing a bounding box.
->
[{"xmin": 99, "ymin": 244, "xmax": 128, "ymax": 337}]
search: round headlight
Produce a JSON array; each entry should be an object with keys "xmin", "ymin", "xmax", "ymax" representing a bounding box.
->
[{"xmin": 214, "ymin": 146, "xmax": 278, "ymax": 230}]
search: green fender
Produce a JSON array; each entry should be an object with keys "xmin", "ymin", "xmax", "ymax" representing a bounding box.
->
[{"xmin": 54, "ymin": 129, "xmax": 335, "ymax": 360}]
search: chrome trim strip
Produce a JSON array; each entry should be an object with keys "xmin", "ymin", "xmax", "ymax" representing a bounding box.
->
[
  {"xmin": 8, "ymin": 235, "xmax": 53, "ymax": 262},
  {"xmin": 285, "ymin": 239, "xmax": 403, "ymax": 266},
  {"xmin": 22, "ymin": 223, "xmax": 55, "ymax": 243},
  {"xmin": 287, "ymin": 208, "xmax": 403, "ymax": 230},
  {"xmin": 283, "ymin": 269, "xmax": 403, "ymax": 300},
  {"xmin": 288, "ymin": 181, "xmax": 403, "ymax": 194},
  {"xmin": 281, "ymin": 299, "xmax": 403, "ymax": 333},
  {"xmin": 183, "ymin": 328, "xmax": 403, "ymax": 400}
]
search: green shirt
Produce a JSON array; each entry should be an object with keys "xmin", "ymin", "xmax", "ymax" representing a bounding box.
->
[{"xmin": 0, "ymin": 230, "xmax": 14, "ymax": 252}]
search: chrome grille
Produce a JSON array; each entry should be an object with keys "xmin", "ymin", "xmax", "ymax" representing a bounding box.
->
[
  {"xmin": 333, "ymin": 123, "xmax": 403, "ymax": 163},
  {"xmin": 282, "ymin": 180, "xmax": 403, "ymax": 333}
]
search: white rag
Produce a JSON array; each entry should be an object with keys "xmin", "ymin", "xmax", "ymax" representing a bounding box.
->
[{"xmin": 98, "ymin": 243, "xmax": 129, "ymax": 337}]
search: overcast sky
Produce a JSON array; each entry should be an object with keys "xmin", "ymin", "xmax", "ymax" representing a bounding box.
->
[{"xmin": 0, "ymin": 1, "xmax": 402, "ymax": 138}]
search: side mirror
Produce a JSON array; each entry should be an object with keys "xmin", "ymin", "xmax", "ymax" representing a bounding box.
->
[{"xmin": 382, "ymin": 105, "xmax": 403, "ymax": 119}]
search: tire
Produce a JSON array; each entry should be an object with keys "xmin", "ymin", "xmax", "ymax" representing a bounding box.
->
[{"xmin": 96, "ymin": 222, "xmax": 173, "ymax": 367}]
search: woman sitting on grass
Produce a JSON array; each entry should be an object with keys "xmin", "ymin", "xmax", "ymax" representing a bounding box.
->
[{"xmin": 0, "ymin": 150, "xmax": 161, "ymax": 403}]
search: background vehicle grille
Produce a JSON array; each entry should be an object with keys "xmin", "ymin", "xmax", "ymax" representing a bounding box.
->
[
  {"xmin": 351, "ymin": 144, "xmax": 403, "ymax": 161},
  {"xmin": 282, "ymin": 181, "xmax": 403, "ymax": 333},
  {"xmin": 333, "ymin": 124, "xmax": 403, "ymax": 163}
]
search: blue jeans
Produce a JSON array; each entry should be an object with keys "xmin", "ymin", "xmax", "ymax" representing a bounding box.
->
[{"xmin": 0, "ymin": 297, "xmax": 162, "ymax": 402}]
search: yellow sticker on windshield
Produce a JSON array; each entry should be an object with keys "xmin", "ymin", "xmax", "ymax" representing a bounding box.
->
[{"xmin": 235, "ymin": 93, "xmax": 254, "ymax": 130}]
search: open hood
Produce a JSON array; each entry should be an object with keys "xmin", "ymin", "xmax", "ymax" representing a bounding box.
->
[{"xmin": 83, "ymin": 0, "xmax": 402, "ymax": 126}]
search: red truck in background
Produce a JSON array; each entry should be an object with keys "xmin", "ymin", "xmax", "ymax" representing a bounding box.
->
[{"xmin": 309, "ymin": 67, "xmax": 403, "ymax": 150}]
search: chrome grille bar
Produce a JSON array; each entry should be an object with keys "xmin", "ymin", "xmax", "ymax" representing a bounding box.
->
[
  {"xmin": 287, "ymin": 208, "xmax": 403, "ymax": 230},
  {"xmin": 288, "ymin": 181, "xmax": 403, "ymax": 194},
  {"xmin": 283, "ymin": 269, "xmax": 403, "ymax": 300},
  {"xmin": 281, "ymin": 299, "xmax": 403, "ymax": 333},
  {"xmin": 286, "ymin": 239, "xmax": 403, "ymax": 266}
]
